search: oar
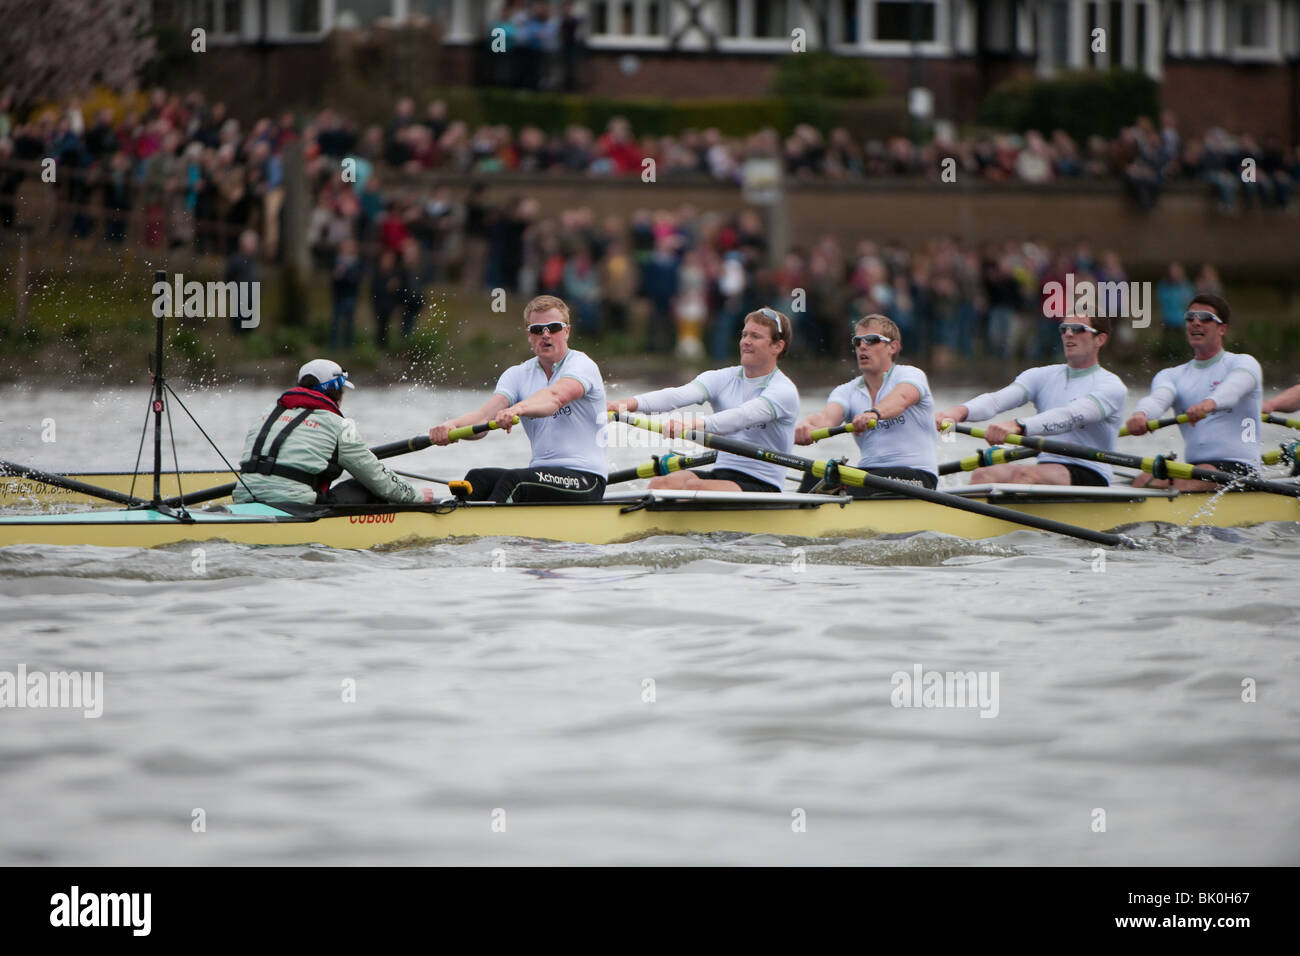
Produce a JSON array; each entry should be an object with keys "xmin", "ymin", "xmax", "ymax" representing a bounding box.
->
[
  {"xmin": 1264, "ymin": 413, "xmax": 1300, "ymax": 431},
  {"xmin": 950, "ymin": 423, "xmax": 1300, "ymax": 498},
  {"xmin": 164, "ymin": 418, "xmax": 519, "ymax": 507},
  {"xmin": 611, "ymin": 412, "xmax": 1134, "ymax": 547},
  {"xmin": 1119, "ymin": 414, "xmax": 1189, "ymax": 436},
  {"xmin": 938, "ymin": 446, "xmax": 1039, "ymax": 475},
  {"xmin": 608, "ymin": 452, "xmax": 717, "ymax": 485},
  {"xmin": 0, "ymin": 460, "xmax": 150, "ymax": 507},
  {"xmin": 808, "ymin": 421, "xmax": 877, "ymax": 441},
  {"xmin": 392, "ymin": 470, "xmax": 459, "ymax": 485},
  {"xmin": 1121, "ymin": 413, "xmax": 1298, "ymax": 436}
]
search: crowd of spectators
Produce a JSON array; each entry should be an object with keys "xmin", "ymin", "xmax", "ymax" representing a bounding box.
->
[{"xmin": 0, "ymin": 86, "xmax": 1277, "ymax": 355}]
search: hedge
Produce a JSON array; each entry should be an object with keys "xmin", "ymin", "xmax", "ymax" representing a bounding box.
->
[{"xmin": 977, "ymin": 69, "xmax": 1160, "ymax": 142}]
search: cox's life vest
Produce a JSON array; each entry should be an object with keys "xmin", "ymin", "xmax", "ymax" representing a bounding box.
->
[{"xmin": 240, "ymin": 388, "xmax": 344, "ymax": 500}]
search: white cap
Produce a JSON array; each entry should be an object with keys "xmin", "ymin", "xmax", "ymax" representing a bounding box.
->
[{"xmin": 298, "ymin": 358, "xmax": 355, "ymax": 390}]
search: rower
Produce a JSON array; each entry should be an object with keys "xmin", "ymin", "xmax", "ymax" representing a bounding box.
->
[
  {"xmin": 235, "ymin": 359, "xmax": 434, "ymax": 505},
  {"xmin": 606, "ymin": 307, "xmax": 798, "ymax": 493},
  {"xmin": 794, "ymin": 314, "xmax": 937, "ymax": 492},
  {"xmin": 1263, "ymin": 383, "xmax": 1300, "ymax": 414},
  {"xmin": 1125, "ymin": 294, "xmax": 1263, "ymax": 490},
  {"xmin": 429, "ymin": 295, "xmax": 608, "ymax": 502},
  {"xmin": 935, "ymin": 315, "xmax": 1126, "ymax": 486}
]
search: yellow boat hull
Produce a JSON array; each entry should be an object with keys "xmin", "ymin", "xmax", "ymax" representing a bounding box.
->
[
  {"xmin": 0, "ymin": 471, "xmax": 235, "ymax": 507},
  {"xmin": 0, "ymin": 489, "xmax": 1294, "ymax": 549}
]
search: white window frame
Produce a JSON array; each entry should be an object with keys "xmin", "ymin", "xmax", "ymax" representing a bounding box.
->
[
  {"xmin": 857, "ymin": 0, "xmax": 950, "ymax": 56},
  {"xmin": 1228, "ymin": 0, "xmax": 1283, "ymax": 62},
  {"xmin": 272, "ymin": 0, "xmax": 328, "ymax": 40},
  {"xmin": 585, "ymin": 0, "xmax": 671, "ymax": 50}
]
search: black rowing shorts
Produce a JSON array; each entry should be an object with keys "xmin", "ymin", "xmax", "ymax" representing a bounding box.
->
[
  {"xmin": 690, "ymin": 468, "xmax": 781, "ymax": 494},
  {"xmin": 1062, "ymin": 464, "xmax": 1109, "ymax": 487},
  {"xmin": 463, "ymin": 466, "xmax": 606, "ymax": 503}
]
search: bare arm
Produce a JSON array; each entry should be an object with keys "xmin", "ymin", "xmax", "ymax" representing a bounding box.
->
[
  {"xmin": 795, "ymin": 403, "xmax": 847, "ymax": 444},
  {"xmin": 498, "ymin": 376, "xmax": 586, "ymax": 426},
  {"xmin": 430, "ymin": 393, "xmax": 511, "ymax": 444},
  {"xmin": 865, "ymin": 384, "xmax": 921, "ymax": 423},
  {"xmin": 1263, "ymin": 383, "xmax": 1300, "ymax": 414}
]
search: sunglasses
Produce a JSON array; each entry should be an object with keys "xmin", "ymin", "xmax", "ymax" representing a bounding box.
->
[
  {"xmin": 758, "ymin": 307, "xmax": 784, "ymax": 334},
  {"xmin": 1059, "ymin": 322, "xmax": 1100, "ymax": 335},
  {"xmin": 851, "ymin": 333, "xmax": 892, "ymax": 348},
  {"xmin": 527, "ymin": 321, "xmax": 568, "ymax": 335},
  {"xmin": 1184, "ymin": 310, "xmax": 1224, "ymax": 325}
]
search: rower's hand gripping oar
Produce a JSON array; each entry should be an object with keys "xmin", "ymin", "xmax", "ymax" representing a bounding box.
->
[
  {"xmin": 612, "ymin": 412, "xmax": 1137, "ymax": 548},
  {"xmin": 164, "ymin": 418, "xmax": 519, "ymax": 507},
  {"xmin": 806, "ymin": 420, "xmax": 877, "ymax": 441},
  {"xmin": 949, "ymin": 423, "xmax": 1300, "ymax": 498},
  {"xmin": 1263, "ymin": 413, "xmax": 1300, "ymax": 431},
  {"xmin": 1121, "ymin": 412, "xmax": 1300, "ymax": 436}
]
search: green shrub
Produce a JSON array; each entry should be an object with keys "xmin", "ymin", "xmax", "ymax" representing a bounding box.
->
[
  {"xmin": 977, "ymin": 69, "xmax": 1159, "ymax": 142},
  {"xmin": 769, "ymin": 51, "xmax": 888, "ymax": 99}
]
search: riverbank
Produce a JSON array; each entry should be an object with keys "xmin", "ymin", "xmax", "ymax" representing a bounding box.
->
[{"xmin": 2, "ymin": 260, "xmax": 1299, "ymax": 391}]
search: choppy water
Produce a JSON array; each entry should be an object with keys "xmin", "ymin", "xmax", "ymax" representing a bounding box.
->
[{"xmin": 1, "ymin": 385, "xmax": 1298, "ymax": 865}]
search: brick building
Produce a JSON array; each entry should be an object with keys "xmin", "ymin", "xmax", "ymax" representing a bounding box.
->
[{"xmin": 143, "ymin": 0, "xmax": 1300, "ymax": 141}]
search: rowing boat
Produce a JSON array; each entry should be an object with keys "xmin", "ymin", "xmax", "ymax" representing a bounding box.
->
[
  {"xmin": 0, "ymin": 484, "xmax": 1294, "ymax": 549},
  {"xmin": 0, "ymin": 470, "xmax": 235, "ymax": 507}
]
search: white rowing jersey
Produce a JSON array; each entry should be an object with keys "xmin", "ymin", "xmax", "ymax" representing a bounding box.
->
[
  {"xmin": 1133, "ymin": 350, "xmax": 1263, "ymax": 466},
  {"xmin": 962, "ymin": 363, "xmax": 1127, "ymax": 483},
  {"xmin": 634, "ymin": 366, "xmax": 800, "ymax": 490},
  {"xmin": 493, "ymin": 348, "xmax": 608, "ymax": 477},
  {"xmin": 826, "ymin": 364, "xmax": 937, "ymax": 476}
]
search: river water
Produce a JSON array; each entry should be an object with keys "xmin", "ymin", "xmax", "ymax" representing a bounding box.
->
[{"xmin": 1, "ymin": 383, "xmax": 1297, "ymax": 865}]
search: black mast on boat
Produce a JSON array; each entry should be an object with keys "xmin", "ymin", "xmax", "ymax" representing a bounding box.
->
[{"xmin": 151, "ymin": 269, "xmax": 166, "ymax": 510}]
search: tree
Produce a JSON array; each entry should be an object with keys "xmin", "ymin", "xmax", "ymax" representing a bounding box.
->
[{"xmin": 0, "ymin": 0, "xmax": 155, "ymax": 113}]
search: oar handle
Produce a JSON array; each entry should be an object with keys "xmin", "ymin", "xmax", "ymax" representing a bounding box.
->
[
  {"xmin": 608, "ymin": 451, "xmax": 718, "ymax": 485},
  {"xmin": 1119, "ymin": 413, "xmax": 1188, "ymax": 436},
  {"xmin": 937, "ymin": 445, "xmax": 1038, "ymax": 475},
  {"xmin": 370, "ymin": 417, "xmax": 519, "ymax": 461},
  {"xmin": 1122, "ymin": 413, "xmax": 1295, "ymax": 437},
  {"xmin": 808, "ymin": 421, "xmax": 876, "ymax": 441}
]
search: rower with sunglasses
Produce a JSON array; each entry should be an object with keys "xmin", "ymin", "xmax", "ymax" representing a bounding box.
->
[
  {"xmin": 1125, "ymin": 293, "xmax": 1263, "ymax": 490},
  {"xmin": 235, "ymin": 359, "xmax": 434, "ymax": 505},
  {"xmin": 428, "ymin": 295, "xmax": 608, "ymax": 503},
  {"xmin": 794, "ymin": 314, "xmax": 938, "ymax": 492},
  {"xmin": 606, "ymin": 308, "xmax": 799, "ymax": 493},
  {"xmin": 934, "ymin": 315, "xmax": 1127, "ymax": 486}
]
